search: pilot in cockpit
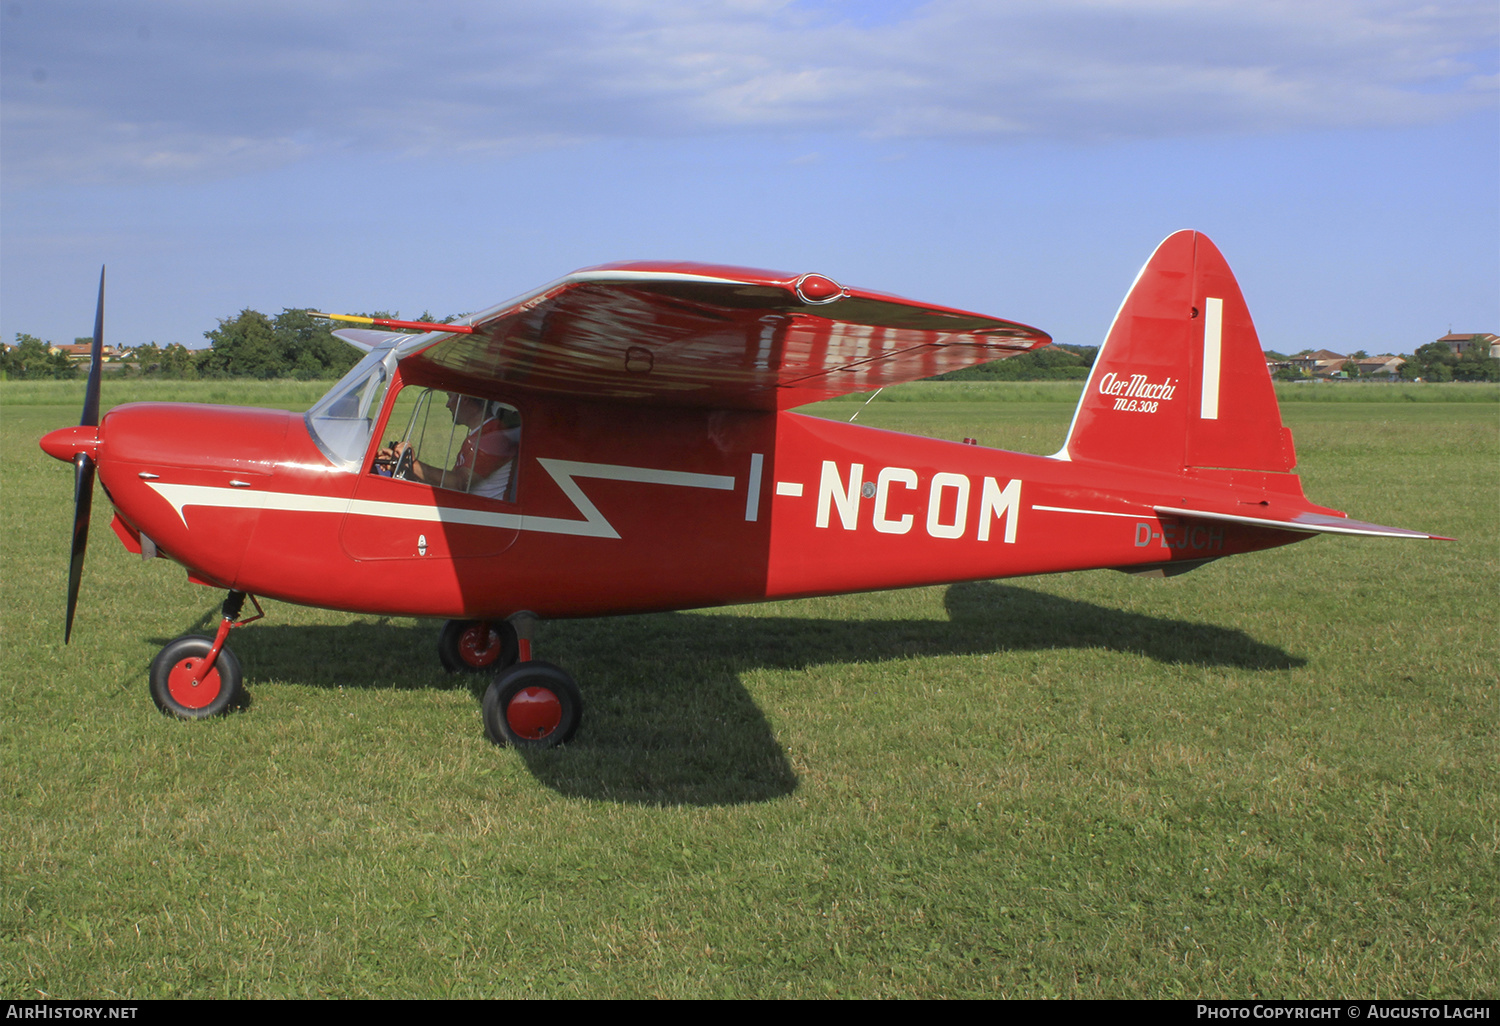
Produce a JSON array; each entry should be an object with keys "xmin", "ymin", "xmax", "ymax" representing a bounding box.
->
[{"xmin": 378, "ymin": 391, "xmax": 518, "ymax": 500}]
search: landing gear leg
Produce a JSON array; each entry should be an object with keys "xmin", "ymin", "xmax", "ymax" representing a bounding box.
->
[
  {"xmin": 481, "ymin": 612, "xmax": 582, "ymax": 749},
  {"xmin": 148, "ymin": 590, "xmax": 262, "ymax": 719}
]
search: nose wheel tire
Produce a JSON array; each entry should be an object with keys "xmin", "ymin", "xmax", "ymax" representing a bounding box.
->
[
  {"xmin": 149, "ymin": 635, "xmax": 244, "ymax": 719},
  {"xmin": 482, "ymin": 661, "xmax": 582, "ymax": 749},
  {"xmin": 439, "ymin": 619, "xmax": 519, "ymax": 674}
]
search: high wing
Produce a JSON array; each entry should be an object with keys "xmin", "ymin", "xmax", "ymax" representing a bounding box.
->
[{"xmin": 396, "ymin": 262, "xmax": 1050, "ymax": 410}]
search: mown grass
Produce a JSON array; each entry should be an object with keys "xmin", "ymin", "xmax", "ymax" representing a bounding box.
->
[
  {"xmin": 0, "ymin": 379, "xmax": 335, "ymax": 409},
  {"xmin": 1, "ymin": 382, "xmax": 1495, "ymax": 998}
]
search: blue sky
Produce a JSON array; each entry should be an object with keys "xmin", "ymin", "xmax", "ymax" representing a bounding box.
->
[{"xmin": 3, "ymin": 0, "xmax": 1495, "ymax": 356}]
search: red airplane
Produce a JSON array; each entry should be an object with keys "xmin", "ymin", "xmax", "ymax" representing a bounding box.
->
[{"xmin": 40, "ymin": 230, "xmax": 1447, "ymax": 749}]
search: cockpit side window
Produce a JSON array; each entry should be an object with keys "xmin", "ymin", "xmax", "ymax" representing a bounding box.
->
[{"xmin": 375, "ymin": 387, "xmax": 520, "ymax": 502}]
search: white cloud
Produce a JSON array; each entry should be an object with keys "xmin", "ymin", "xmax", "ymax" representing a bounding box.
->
[{"xmin": 1, "ymin": 0, "xmax": 1493, "ymax": 184}]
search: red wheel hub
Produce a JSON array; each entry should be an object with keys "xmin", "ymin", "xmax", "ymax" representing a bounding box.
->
[
  {"xmin": 459, "ymin": 624, "xmax": 502, "ymax": 668},
  {"xmin": 506, "ymin": 686, "xmax": 562, "ymax": 739},
  {"xmin": 166, "ymin": 657, "xmax": 223, "ymax": 710}
]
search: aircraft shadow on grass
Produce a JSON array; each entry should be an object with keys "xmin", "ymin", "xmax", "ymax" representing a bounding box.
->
[{"xmin": 157, "ymin": 581, "xmax": 1303, "ymax": 807}]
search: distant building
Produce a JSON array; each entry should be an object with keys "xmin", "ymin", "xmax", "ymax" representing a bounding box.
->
[
  {"xmin": 1285, "ymin": 350, "xmax": 1350, "ymax": 378},
  {"xmin": 1436, "ymin": 333, "xmax": 1499, "ymax": 357},
  {"xmin": 1354, "ymin": 355, "xmax": 1405, "ymax": 378},
  {"xmin": 49, "ymin": 343, "xmax": 122, "ymax": 363},
  {"xmin": 1267, "ymin": 350, "xmax": 1405, "ymax": 381}
]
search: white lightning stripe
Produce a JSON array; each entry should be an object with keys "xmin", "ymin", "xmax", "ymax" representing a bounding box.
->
[
  {"xmin": 1031, "ymin": 504, "xmax": 1148, "ymax": 519},
  {"xmin": 146, "ymin": 459, "xmax": 736, "ymax": 541},
  {"xmin": 745, "ymin": 453, "xmax": 764, "ymax": 522},
  {"xmin": 148, "ymin": 483, "xmax": 353, "ymax": 524},
  {"xmin": 1200, "ymin": 297, "xmax": 1223, "ymax": 421},
  {"xmin": 533, "ymin": 459, "xmax": 734, "ymax": 539}
]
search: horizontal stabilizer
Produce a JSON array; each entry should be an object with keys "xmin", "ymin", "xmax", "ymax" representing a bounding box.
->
[{"xmin": 1154, "ymin": 505, "xmax": 1452, "ymax": 541}]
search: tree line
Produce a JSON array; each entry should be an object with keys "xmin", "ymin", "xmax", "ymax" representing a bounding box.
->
[
  {"xmin": 930, "ymin": 344, "xmax": 1099, "ymax": 381},
  {"xmin": 1, "ymin": 307, "xmax": 433, "ymax": 381},
  {"xmin": 1397, "ymin": 342, "xmax": 1498, "ymax": 382},
  {"xmin": 2, "ymin": 334, "xmax": 80, "ymax": 379}
]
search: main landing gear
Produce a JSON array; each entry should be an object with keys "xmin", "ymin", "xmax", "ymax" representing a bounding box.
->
[
  {"xmin": 438, "ymin": 613, "xmax": 582, "ymax": 748},
  {"xmin": 466, "ymin": 612, "xmax": 583, "ymax": 750},
  {"xmin": 149, "ymin": 590, "xmax": 262, "ymax": 719}
]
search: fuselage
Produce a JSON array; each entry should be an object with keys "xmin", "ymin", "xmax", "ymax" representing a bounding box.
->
[{"xmin": 83, "ymin": 371, "xmax": 1307, "ymax": 623}]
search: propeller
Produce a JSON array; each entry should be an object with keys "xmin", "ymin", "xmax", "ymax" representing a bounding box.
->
[{"xmin": 64, "ymin": 267, "xmax": 105, "ymax": 643}]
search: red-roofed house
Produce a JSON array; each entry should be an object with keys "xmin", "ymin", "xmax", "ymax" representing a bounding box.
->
[{"xmin": 1437, "ymin": 333, "xmax": 1499, "ymax": 357}]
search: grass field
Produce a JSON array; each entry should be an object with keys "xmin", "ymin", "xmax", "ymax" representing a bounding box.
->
[{"xmin": 2, "ymin": 382, "xmax": 1495, "ymax": 998}]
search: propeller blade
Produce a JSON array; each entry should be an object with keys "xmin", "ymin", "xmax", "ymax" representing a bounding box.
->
[
  {"xmin": 81, "ymin": 267, "xmax": 104, "ymax": 428},
  {"xmin": 65, "ymin": 267, "xmax": 105, "ymax": 642},
  {"xmin": 65, "ymin": 453, "xmax": 96, "ymax": 644}
]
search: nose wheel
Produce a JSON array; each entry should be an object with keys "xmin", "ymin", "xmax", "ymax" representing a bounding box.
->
[
  {"xmin": 148, "ymin": 591, "xmax": 260, "ymax": 720},
  {"xmin": 149, "ymin": 635, "xmax": 243, "ymax": 718}
]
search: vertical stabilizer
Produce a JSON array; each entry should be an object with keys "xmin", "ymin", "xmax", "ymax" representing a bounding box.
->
[{"xmin": 1056, "ymin": 231, "xmax": 1296, "ymax": 474}]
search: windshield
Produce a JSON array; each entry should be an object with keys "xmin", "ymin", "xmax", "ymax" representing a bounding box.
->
[{"xmin": 304, "ymin": 348, "xmax": 399, "ymax": 468}]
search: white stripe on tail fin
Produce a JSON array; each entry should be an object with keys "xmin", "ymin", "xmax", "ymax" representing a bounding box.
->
[{"xmin": 1055, "ymin": 231, "xmax": 1296, "ymax": 475}]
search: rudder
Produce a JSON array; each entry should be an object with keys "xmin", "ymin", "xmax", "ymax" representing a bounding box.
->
[{"xmin": 1057, "ymin": 231, "xmax": 1296, "ymax": 474}]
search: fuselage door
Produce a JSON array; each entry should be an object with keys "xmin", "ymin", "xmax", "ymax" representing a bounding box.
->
[{"xmin": 340, "ymin": 385, "xmax": 522, "ymax": 561}]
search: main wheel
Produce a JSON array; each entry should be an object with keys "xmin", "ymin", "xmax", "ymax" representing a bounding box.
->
[
  {"xmin": 148, "ymin": 635, "xmax": 244, "ymax": 719},
  {"xmin": 482, "ymin": 661, "xmax": 582, "ymax": 749},
  {"xmin": 439, "ymin": 619, "xmax": 519, "ymax": 674}
]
